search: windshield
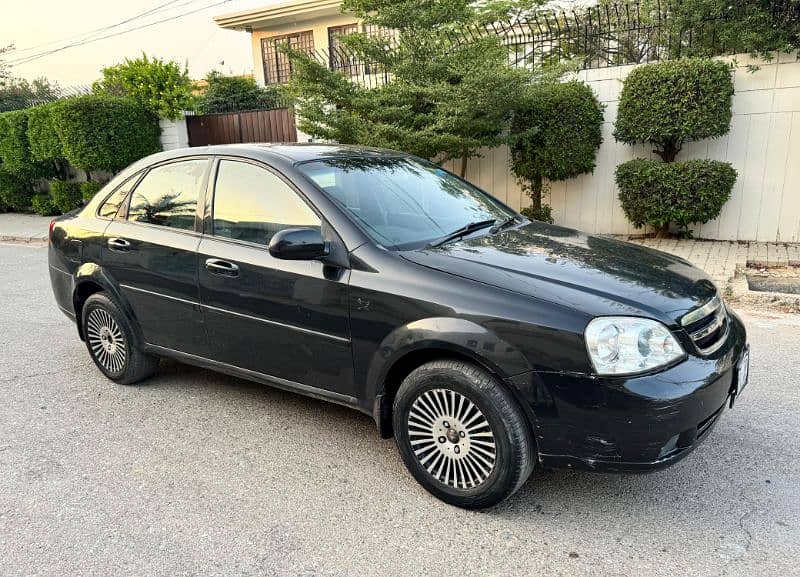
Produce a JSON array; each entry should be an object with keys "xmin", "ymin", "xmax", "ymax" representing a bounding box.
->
[{"xmin": 297, "ymin": 156, "xmax": 516, "ymax": 250}]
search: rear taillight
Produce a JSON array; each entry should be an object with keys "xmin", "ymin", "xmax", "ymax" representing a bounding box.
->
[{"xmin": 48, "ymin": 218, "xmax": 56, "ymax": 244}]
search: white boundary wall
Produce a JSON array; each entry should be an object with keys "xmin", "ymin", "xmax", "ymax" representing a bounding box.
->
[
  {"xmin": 444, "ymin": 53, "xmax": 800, "ymax": 242},
  {"xmin": 159, "ymin": 117, "xmax": 190, "ymax": 151}
]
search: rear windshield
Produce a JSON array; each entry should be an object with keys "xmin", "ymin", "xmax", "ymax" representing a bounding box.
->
[{"xmin": 297, "ymin": 157, "xmax": 514, "ymax": 250}]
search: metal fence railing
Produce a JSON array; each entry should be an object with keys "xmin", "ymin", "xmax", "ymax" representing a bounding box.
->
[
  {"xmin": 489, "ymin": 0, "xmax": 800, "ymax": 70},
  {"xmin": 0, "ymin": 84, "xmax": 92, "ymax": 112},
  {"xmin": 258, "ymin": 0, "xmax": 799, "ymax": 89}
]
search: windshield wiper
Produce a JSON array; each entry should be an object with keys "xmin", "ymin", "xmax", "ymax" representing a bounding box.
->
[
  {"xmin": 489, "ymin": 215, "xmax": 518, "ymax": 234},
  {"xmin": 427, "ymin": 219, "xmax": 497, "ymax": 248}
]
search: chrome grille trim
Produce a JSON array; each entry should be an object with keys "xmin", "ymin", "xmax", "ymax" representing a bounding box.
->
[
  {"xmin": 681, "ymin": 294, "xmax": 729, "ymax": 355},
  {"xmin": 689, "ymin": 306, "xmax": 726, "ymax": 341},
  {"xmin": 681, "ymin": 294, "xmax": 722, "ymax": 327}
]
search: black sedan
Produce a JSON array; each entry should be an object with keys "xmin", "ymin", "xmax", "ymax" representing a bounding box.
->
[{"xmin": 48, "ymin": 144, "xmax": 749, "ymax": 508}]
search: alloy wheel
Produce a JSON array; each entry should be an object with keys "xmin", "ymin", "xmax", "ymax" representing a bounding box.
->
[
  {"xmin": 407, "ymin": 388, "xmax": 497, "ymax": 489},
  {"xmin": 86, "ymin": 308, "xmax": 128, "ymax": 374}
]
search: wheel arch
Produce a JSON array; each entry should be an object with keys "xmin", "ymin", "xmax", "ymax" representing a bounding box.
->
[
  {"xmin": 72, "ymin": 264, "xmax": 141, "ymax": 342},
  {"xmin": 368, "ymin": 317, "xmax": 537, "ymax": 439}
]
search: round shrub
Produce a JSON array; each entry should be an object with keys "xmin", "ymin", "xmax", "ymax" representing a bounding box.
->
[
  {"xmin": 614, "ymin": 59, "xmax": 734, "ymax": 162},
  {"xmin": 51, "ymin": 95, "xmax": 161, "ymax": 172},
  {"xmin": 615, "ymin": 158, "xmax": 736, "ymax": 233},
  {"xmin": 0, "ymin": 110, "xmax": 34, "ymax": 171},
  {"xmin": 0, "ymin": 170, "xmax": 34, "ymax": 211},
  {"xmin": 510, "ymin": 81, "xmax": 604, "ymax": 216},
  {"xmin": 80, "ymin": 180, "xmax": 105, "ymax": 202},
  {"xmin": 31, "ymin": 194, "xmax": 60, "ymax": 216},
  {"xmin": 50, "ymin": 179, "xmax": 83, "ymax": 213},
  {"xmin": 26, "ymin": 103, "xmax": 63, "ymax": 161}
]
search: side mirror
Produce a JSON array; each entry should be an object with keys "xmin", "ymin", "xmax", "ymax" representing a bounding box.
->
[{"xmin": 268, "ymin": 228, "xmax": 331, "ymax": 261}]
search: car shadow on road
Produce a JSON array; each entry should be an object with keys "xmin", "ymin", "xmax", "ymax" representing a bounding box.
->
[{"xmin": 149, "ymin": 358, "xmax": 769, "ymax": 522}]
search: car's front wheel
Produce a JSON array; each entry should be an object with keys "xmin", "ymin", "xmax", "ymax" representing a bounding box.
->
[
  {"xmin": 393, "ymin": 360, "xmax": 535, "ymax": 509},
  {"xmin": 81, "ymin": 293, "xmax": 159, "ymax": 385}
]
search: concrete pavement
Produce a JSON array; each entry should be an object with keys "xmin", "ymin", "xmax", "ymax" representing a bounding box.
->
[
  {"xmin": 1, "ymin": 243, "xmax": 798, "ymax": 577},
  {"xmin": 0, "ymin": 213, "xmax": 51, "ymax": 243}
]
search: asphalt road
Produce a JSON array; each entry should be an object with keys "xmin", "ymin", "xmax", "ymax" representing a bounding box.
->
[{"xmin": 1, "ymin": 243, "xmax": 798, "ymax": 577}]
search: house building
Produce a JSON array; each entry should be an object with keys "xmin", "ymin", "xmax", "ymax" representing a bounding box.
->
[
  {"xmin": 213, "ymin": 1, "xmax": 800, "ymax": 241},
  {"xmin": 214, "ymin": 0, "xmax": 383, "ymax": 87}
]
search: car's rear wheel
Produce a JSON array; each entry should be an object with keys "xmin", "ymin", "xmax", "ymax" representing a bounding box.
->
[
  {"xmin": 82, "ymin": 293, "xmax": 159, "ymax": 384},
  {"xmin": 393, "ymin": 359, "xmax": 534, "ymax": 509}
]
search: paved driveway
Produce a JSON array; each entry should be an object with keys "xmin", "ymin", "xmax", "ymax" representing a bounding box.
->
[{"xmin": 1, "ymin": 243, "xmax": 798, "ymax": 577}]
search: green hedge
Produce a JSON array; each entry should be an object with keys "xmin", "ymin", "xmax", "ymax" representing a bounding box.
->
[
  {"xmin": 615, "ymin": 158, "xmax": 736, "ymax": 232},
  {"xmin": 50, "ymin": 179, "xmax": 82, "ymax": 213},
  {"xmin": 26, "ymin": 103, "xmax": 63, "ymax": 161},
  {"xmin": 80, "ymin": 180, "xmax": 105, "ymax": 202},
  {"xmin": 0, "ymin": 110, "xmax": 34, "ymax": 172},
  {"xmin": 614, "ymin": 59, "xmax": 734, "ymax": 162},
  {"xmin": 51, "ymin": 95, "xmax": 161, "ymax": 171},
  {"xmin": 0, "ymin": 170, "xmax": 34, "ymax": 211},
  {"xmin": 31, "ymin": 194, "xmax": 60, "ymax": 216}
]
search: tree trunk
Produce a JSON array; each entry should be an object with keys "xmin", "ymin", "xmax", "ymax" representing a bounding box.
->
[
  {"xmin": 459, "ymin": 154, "xmax": 468, "ymax": 178},
  {"xmin": 654, "ymin": 138, "xmax": 681, "ymax": 163},
  {"xmin": 654, "ymin": 222, "xmax": 670, "ymax": 238},
  {"xmin": 530, "ymin": 174, "xmax": 543, "ymax": 212}
]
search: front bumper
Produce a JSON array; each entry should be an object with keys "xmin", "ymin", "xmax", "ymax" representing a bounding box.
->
[{"xmin": 510, "ymin": 311, "xmax": 748, "ymax": 473}]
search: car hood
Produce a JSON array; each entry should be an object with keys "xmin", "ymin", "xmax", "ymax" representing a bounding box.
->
[{"xmin": 400, "ymin": 221, "xmax": 716, "ymax": 326}]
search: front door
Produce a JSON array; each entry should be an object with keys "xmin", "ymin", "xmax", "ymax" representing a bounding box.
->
[
  {"xmin": 197, "ymin": 158, "xmax": 354, "ymax": 396},
  {"xmin": 102, "ymin": 158, "xmax": 210, "ymax": 355}
]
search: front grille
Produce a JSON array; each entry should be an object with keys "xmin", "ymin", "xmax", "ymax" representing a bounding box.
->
[{"xmin": 681, "ymin": 294, "xmax": 729, "ymax": 355}]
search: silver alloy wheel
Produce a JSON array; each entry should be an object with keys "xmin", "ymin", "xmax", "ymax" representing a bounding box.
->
[
  {"xmin": 86, "ymin": 308, "xmax": 127, "ymax": 374},
  {"xmin": 407, "ymin": 388, "xmax": 497, "ymax": 489}
]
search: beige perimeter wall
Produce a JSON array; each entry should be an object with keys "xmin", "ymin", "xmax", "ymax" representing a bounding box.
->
[{"xmin": 442, "ymin": 52, "xmax": 800, "ymax": 242}]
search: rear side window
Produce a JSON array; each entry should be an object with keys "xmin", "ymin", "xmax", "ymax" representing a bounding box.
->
[
  {"xmin": 212, "ymin": 160, "xmax": 320, "ymax": 246},
  {"xmin": 127, "ymin": 160, "xmax": 207, "ymax": 230},
  {"xmin": 98, "ymin": 177, "xmax": 136, "ymax": 219}
]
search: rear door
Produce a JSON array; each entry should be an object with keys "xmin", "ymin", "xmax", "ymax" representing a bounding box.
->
[
  {"xmin": 102, "ymin": 157, "xmax": 210, "ymax": 355},
  {"xmin": 197, "ymin": 158, "xmax": 354, "ymax": 396}
]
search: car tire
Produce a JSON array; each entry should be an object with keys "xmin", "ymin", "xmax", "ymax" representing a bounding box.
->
[
  {"xmin": 393, "ymin": 359, "xmax": 535, "ymax": 509},
  {"xmin": 81, "ymin": 292, "xmax": 159, "ymax": 385}
]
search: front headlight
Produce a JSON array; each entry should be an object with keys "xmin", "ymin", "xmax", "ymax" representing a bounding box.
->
[{"xmin": 584, "ymin": 317, "xmax": 685, "ymax": 375}]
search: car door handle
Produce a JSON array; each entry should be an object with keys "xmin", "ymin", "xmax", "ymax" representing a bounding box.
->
[
  {"xmin": 107, "ymin": 237, "xmax": 131, "ymax": 252},
  {"xmin": 205, "ymin": 258, "xmax": 240, "ymax": 277}
]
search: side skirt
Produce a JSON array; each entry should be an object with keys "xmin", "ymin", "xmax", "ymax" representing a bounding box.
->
[{"xmin": 145, "ymin": 344, "xmax": 371, "ymax": 417}]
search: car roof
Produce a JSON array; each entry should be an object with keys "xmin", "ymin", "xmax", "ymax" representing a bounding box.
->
[{"xmin": 146, "ymin": 143, "xmax": 411, "ymax": 166}]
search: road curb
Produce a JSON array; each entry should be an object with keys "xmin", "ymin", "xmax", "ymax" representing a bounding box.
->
[{"xmin": 0, "ymin": 234, "xmax": 48, "ymax": 244}]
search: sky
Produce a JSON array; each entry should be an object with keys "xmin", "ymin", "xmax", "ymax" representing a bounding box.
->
[{"xmin": 1, "ymin": 0, "xmax": 283, "ymax": 87}]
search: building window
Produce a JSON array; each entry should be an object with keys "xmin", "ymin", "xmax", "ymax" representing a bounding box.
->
[
  {"xmin": 328, "ymin": 24, "xmax": 360, "ymax": 76},
  {"xmin": 362, "ymin": 24, "xmax": 397, "ymax": 76},
  {"xmin": 261, "ymin": 31, "xmax": 314, "ymax": 84}
]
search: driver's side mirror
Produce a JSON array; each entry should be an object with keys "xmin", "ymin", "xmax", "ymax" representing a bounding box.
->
[{"xmin": 268, "ymin": 228, "xmax": 330, "ymax": 261}]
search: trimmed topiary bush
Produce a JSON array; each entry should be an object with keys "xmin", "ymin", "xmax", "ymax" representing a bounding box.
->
[
  {"xmin": 80, "ymin": 180, "xmax": 105, "ymax": 202},
  {"xmin": 510, "ymin": 81, "xmax": 604, "ymax": 221},
  {"xmin": 26, "ymin": 103, "xmax": 63, "ymax": 162},
  {"xmin": 50, "ymin": 179, "xmax": 82, "ymax": 213},
  {"xmin": 31, "ymin": 193, "xmax": 60, "ymax": 216},
  {"xmin": 615, "ymin": 158, "xmax": 736, "ymax": 233},
  {"xmin": 614, "ymin": 59, "xmax": 734, "ymax": 162},
  {"xmin": 51, "ymin": 95, "xmax": 161, "ymax": 172}
]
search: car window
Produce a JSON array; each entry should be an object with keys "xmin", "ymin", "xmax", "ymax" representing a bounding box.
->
[
  {"xmin": 98, "ymin": 177, "xmax": 136, "ymax": 220},
  {"xmin": 297, "ymin": 157, "xmax": 514, "ymax": 250},
  {"xmin": 212, "ymin": 160, "xmax": 321, "ymax": 246},
  {"xmin": 127, "ymin": 160, "xmax": 207, "ymax": 230}
]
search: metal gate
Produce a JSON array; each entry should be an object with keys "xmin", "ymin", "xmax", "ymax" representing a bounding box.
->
[{"xmin": 186, "ymin": 108, "xmax": 297, "ymax": 147}]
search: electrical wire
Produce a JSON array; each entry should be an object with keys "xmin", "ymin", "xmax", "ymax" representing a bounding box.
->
[
  {"xmin": 9, "ymin": 0, "xmax": 231, "ymax": 66},
  {"xmin": 8, "ymin": 0, "xmax": 193, "ymax": 54}
]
